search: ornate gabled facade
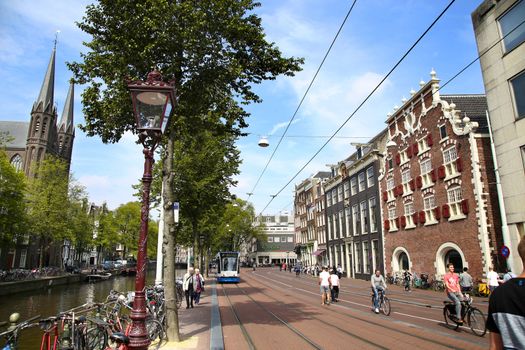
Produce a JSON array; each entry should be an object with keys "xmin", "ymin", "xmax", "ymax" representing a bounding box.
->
[
  {"xmin": 380, "ymin": 70, "xmax": 503, "ymax": 280},
  {"xmin": 0, "ymin": 45, "xmax": 75, "ymax": 178}
]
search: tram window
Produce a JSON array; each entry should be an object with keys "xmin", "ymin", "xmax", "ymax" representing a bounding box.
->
[{"xmin": 222, "ymin": 257, "xmax": 238, "ymax": 271}]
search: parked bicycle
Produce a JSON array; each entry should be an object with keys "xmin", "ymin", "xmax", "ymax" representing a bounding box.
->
[
  {"xmin": 371, "ymin": 289, "xmax": 391, "ymax": 316},
  {"xmin": 443, "ymin": 294, "xmax": 487, "ymax": 336},
  {"xmin": 0, "ymin": 314, "xmax": 40, "ymax": 350}
]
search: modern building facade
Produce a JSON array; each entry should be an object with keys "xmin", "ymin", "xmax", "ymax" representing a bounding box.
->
[
  {"xmin": 251, "ymin": 214, "xmax": 297, "ymax": 266},
  {"xmin": 324, "ymin": 139, "xmax": 386, "ymax": 280},
  {"xmin": 472, "ymin": 0, "xmax": 525, "ymax": 274},
  {"xmin": 380, "ymin": 70, "xmax": 503, "ymax": 280}
]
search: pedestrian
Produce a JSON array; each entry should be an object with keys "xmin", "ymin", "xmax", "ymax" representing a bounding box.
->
[
  {"xmin": 459, "ymin": 267, "xmax": 473, "ymax": 293},
  {"xmin": 337, "ymin": 264, "xmax": 343, "ymax": 279},
  {"xmin": 371, "ymin": 269, "xmax": 387, "ymax": 314},
  {"xmin": 443, "ymin": 263, "xmax": 463, "ymax": 324},
  {"xmin": 403, "ymin": 270, "xmax": 412, "ymax": 292},
  {"xmin": 330, "ymin": 268, "xmax": 340, "ymax": 302},
  {"xmin": 315, "ymin": 264, "xmax": 320, "ymax": 277},
  {"xmin": 487, "ymin": 266, "xmax": 501, "ymax": 294},
  {"xmin": 295, "ymin": 262, "xmax": 301, "ymax": 277},
  {"xmin": 502, "ymin": 268, "xmax": 516, "ymax": 283},
  {"xmin": 318, "ymin": 266, "xmax": 332, "ymax": 305},
  {"xmin": 486, "ymin": 236, "xmax": 525, "ymax": 349},
  {"xmin": 193, "ymin": 268, "xmax": 205, "ymax": 305},
  {"xmin": 183, "ymin": 267, "xmax": 195, "ymax": 309}
]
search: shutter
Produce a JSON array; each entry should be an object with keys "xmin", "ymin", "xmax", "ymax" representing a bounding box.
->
[
  {"xmin": 456, "ymin": 157, "xmax": 462, "ymax": 172},
  {"xmin": 438, "ymin": 165, "xmax": 446, "ymax": 179},
  {"xmin": 434, "ymin": 206, "xmax": 441, "ymax": 220},
  {"xmin": 382, "ymin": 191, "xmax": 388, "ymax": 202},
  {"xmin": 413, "ymin": 143, "xmax": 419, "ymax": 155},
  {"xmin": 409, "ymin": 179, "xmax": 415, "ymax": 191},
  {"xmin": 419, "ymin": 211, "xmax": 426, "ymax": 224},
  {"xmin": 442, "ymin": 204, "xmax": 450, "ymax": 219},
  {"xmin": 431, "ymin": 168, "xmax": 437, "ymax": 182},
  {"xmin": 395, "ymin": 153, "xmax": 401, "ymax": 165},
  {"xmin": 400, "ymin": 215, "xmax": 407, "ymax": 228},
  {"xmin": 461, "ymin": 199, "xmax": 469, "ymax": 214},
  {"xmin": 393, "ymin": 186, "xmax": 398, "ymax": 197},
  {"xmin": 384, "ymin": 220, "xmax": 390, "ymax": 231},
  {"xmin": 412, "ymin": 212, "xmax": 419, "ymax": 224},
  {"xmin": 407, "ymin": 146, "xmax": 413, "ymax": 158},
  {"xmin": 427, "ymin": 133, "xmax": 433, "ymax": 147},
  {"xmin": 416, "ymin": 176, "xmax": 423, "ymax": 188},
  {"xmin": 398, "ymin": 184, "xmax": 404, "ymax": 196}
]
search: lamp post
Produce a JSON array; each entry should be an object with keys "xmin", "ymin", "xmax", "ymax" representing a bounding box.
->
[{"xmin": 127, "ymin": 70, "xmax": 175, "ymax": 350}]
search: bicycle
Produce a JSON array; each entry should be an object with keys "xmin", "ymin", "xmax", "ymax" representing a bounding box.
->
[
  {"xmin": 443, "ymin": 294, "xmax": 487, "ymax": 336},
  {"xmin": 176, "ymin": 279, "xmax": 184, "ymax": 309},
  {"xmin": 371, "ymin": 289, "xmax": 391, "ymax": 316},
  {"xmin": 432, "ymin": 279, "xmax": 445, "ymax": 292},
  {"xmin": 0, "ymin": 314, "xmax": 40, "ymax": 350}
]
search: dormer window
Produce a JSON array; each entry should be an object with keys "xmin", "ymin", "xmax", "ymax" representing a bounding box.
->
[
  {"xmin": 439, "ymin": 125, "xmax": 447, "ymax": 139},
  {"xmin": 357, "ymin": 147, "xmax": 363, "ymax": 159}
]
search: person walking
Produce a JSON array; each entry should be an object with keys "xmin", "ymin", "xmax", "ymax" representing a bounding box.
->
[
  {"xmin": 337, "ymin": 264, "xmax": 343, "ymax": 279},
  {"xmin": 487, "ymin": 236, "xmax": 525, "ymax": 350},
  {"xmin": 487, "ymin": 266, "xmax": 501, "ymax": 294},
  {"xmin": 443, "ymin": 263, "xmax": 463, "ymax": 324},
  {"xmin": 193, "ymin": 268, "xmax": 205, "ymax": 305},
  {"xmin": 403, "ymin": 270, "xmax": 412, "ymax": 292},
  {"xmin": 459, "ymin": 267, "xmax": 473, "ymax": 293},
  {"xmin": 183, "ymin": 267, "xmax": 195, "ymax": 309},
  {"xmin": 319, "ymin": 266, "xmax": 332, "ymax": 305},
  {"xmin": 371, "ymin": 269, "xmax": 387, "ymax": 314},
  {"xmin": 502, "ymin": 268, "xmax": 516, "ymax": 283},
  {"xmin": 330, "ymin": 268, "xmax": 340, "ymax": 302}
]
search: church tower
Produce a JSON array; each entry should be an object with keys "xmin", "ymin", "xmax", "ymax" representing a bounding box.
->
[
  {"xmin": 24, "ymin": 46, "xmax": 58, "ymax": 176},
  {"xmin": 57, "ymin": 82, "xmax": 75, "ymax": 173}
]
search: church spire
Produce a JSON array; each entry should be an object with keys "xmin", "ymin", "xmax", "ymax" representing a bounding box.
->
[
  {"xmin": 34, "ymin": 45, "xmax": 56, "ymax": 113},
  {"xmin": 59, "ymin": 82, "xmax": 74, "ymax": 133}
]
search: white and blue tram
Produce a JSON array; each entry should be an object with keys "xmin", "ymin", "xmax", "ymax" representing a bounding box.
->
[{"xmin": 216, "ymin": 251, "xmax": 240, "ymax": 283}]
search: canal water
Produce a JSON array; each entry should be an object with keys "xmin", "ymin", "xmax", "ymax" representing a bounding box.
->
[{"xmin": 0, "ymin": 270, "xmax": 185, "ymax": 349}]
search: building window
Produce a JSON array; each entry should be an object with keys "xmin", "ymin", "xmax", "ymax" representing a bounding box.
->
[
  {"xmin": 499, "ymin": 0, "xmax": 525, "ymax": 52},
  {"xmin": 418, "ymin": 137, "xmax": 430, "ymax": 154},
  {"xmin": 350, "ymin": 177, "xmax": 357, "ymax": 195},
  {"xmin": 352, "ymin": 204, "xmax": 359, "ymax": 235},
  {"xmin": 369, "ymin": 197, "xmax": 378, "ymax": 232},
  {"xmin": 327, "ymin": 216, "xmax": 332, "ymax": 240},
  {"xmin": 401, "ymin": 168, "xmax": 412, "ymax": 194},
  {"xmin": 363, "ymin": 241, "xmax": 370, "ymax": 274},
  {"xmin": 338, "ymin": 185, "xmax": 343, "ymax": 202},
  {"xmin": 333, "ymin": 189, "xmax": 338, "ymax": 203},
  {"xmin": 358, "ymin": 172, "xmax": 366, "ymax": 192},
  {"xmin": 268, "ymin": 237, "xmax": 274, "ymax": 242},
  {"xmin": 439, "ymin": 125, "xmax": 447, "ymax": 139},
  {"xmin": 510, "ymin": 70, "xmax": 525, "ymax": 120},
  {"xmin": 327, "ymin": 191, "xmax": 332, "ymax": 207},
  {"xmin": 423, "ymin": 194, "xmax": 437, "ymax": 223},
  {"xmin": 360, "ymin": 201, "xmax": 368, "ymax": 234},
  {"xmin": 386, "ymin": 177, "xmax": 395, "ymax": 201},
  {"xmin": 339, "ymin": 210, "xmax": 344, "ymax": 237},
  {"xmin": 372, "ymin": 240, "xmax": 379, "ymax": 272},
  {"xmin": 447, "ymin": 186, "xmax": 465, "ymax": 219},
  {"xmin": 443, "ymin": 147, "xmax": 458, "ymax": 178},
  {"xmin": 355, "ymin": 242, "xmax": 362, "ymax": 273},
  {"xmin": 388, "ymin": 158, "xmax": 393, "ymax": 170},
  {"xmin": 366, "ymin": 166, "xmax": 375, "ymax": 187},
  {"xmin": 19, "ymin": 249, "xmax": 27, "ymax": 268},
  {"xmin": 357, "ymin": 147, "xmax": 363, "ymax": 159},
  {"xmin": 287, "ymin": 237, "xmax": 293, "ymax": 242},
  {"xmin": 404, "ymin": 202, "xmax": 415, "ymax": 228},
  {"xmin": 388, "ymin": 206, "xmax": 398, "ymax": 231},
  {"xmin": 420, "ymin": 158, "xmax": 433, "ymax": 187},
  {"xmin": 343, "ymin": 182, "xmax": 350, "ymax": 199},
  {"xmin": 280, "ymin": 237, "xmax": 286, "ymax": 242},
  {"xmin": 10, "ymin": 154, "xmax": 23, "ymax": 172}
]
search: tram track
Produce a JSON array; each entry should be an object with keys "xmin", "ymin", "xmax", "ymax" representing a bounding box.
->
[
  {"xmin": 220, "ymin": 282, "xmax": 256, "ymax": 350},
  {"xmin": 247, "ymin": 271, "xmax": 484, "ymax": 349}
]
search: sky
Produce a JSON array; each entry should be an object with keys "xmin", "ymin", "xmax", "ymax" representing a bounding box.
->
[{"xmin": 0, "ymin": 0, "xmax": 487, "ymax": 216}]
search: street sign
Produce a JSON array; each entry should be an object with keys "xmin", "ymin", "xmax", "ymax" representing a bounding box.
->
[
  {"xmin": 501, "ymin": 245, "xmax": 510, "ymax": 259},
  {"xmin": 173, "ymin": 202, "xmax": 179, "ymax": 223}
]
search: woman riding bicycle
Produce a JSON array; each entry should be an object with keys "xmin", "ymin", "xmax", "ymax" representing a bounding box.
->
[{"xmin": 371, "ymin": 269, "xmax": 387, "ymax": 314}]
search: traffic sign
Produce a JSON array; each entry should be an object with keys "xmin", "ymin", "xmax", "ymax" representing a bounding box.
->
[{"xmin": 501, "ymin": 245, "xmax": 510, "ymax": 259}]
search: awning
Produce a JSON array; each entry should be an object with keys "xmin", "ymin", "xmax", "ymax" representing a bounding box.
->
[{"xmin": 312, "ymin": 249, "xmax": 326, "ymax": 256}]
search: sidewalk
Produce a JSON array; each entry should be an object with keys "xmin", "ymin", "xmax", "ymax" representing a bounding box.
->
[{"xmin": 158, "ymin": 279, "xmax": 223, "ymax": 350}]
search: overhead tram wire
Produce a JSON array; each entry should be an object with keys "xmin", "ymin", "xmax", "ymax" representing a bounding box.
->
[
  {"xmin": 247, "ymin": 0, "xmax": 359, "ymax": 201},
  {"xmin": 259, "ymin": 0, "xmax": 457, "ymax": 214}
]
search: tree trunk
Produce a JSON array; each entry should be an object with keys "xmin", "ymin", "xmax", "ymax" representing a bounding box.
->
[{"xmin": 162, "ymin": 135, "xmax": 181, "ymax": 342}]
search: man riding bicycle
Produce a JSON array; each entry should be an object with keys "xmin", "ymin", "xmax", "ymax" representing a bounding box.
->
[
  {"xmin": 371, "ymin": 269, "xmax": 387, "ymax": 314},
  {"xmin": 443, "ymin": 263, "xmax": 464, "ymax": 324}
]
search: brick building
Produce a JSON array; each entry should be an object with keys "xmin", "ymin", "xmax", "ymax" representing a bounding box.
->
[{"xmin": 380, "ymin": 70, "xmax": 503, "ymax": 280}]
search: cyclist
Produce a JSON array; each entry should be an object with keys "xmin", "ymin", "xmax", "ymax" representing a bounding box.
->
[
  {"xmin": 444, "ymin": 263, "xmax": 463, "ymax": 324},
  {"xmin": 371, "ymin": 269, "xmax": 387, "ymax": 314},
  {"xmin": 318, "ymin": 266, "xmax": 331, "ymax": 305}
]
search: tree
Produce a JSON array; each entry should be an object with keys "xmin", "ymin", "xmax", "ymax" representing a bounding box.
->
[
  {"xmin": 69, "ymin": 0, "xmax": 303, "ymax": 341},
  {"xmin": 26, "ymin": 157, "xmax": 71, "ymax": 267},
  {"xmin": 0, "ymin": 150, "xmax": 27, "ymax": 244},
  {"xmin": 66, "ymin": 182, "xmax": 94, "ymax": 267}
]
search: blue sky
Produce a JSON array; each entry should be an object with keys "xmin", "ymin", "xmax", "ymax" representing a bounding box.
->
[{"xmin": 0, "ymin": 1, "xmax": 486, "ymax": 215}]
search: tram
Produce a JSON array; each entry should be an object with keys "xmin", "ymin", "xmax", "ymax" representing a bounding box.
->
[{"xmin": 216, "ymin": 251, "xmax": 240, "ymax": 283}]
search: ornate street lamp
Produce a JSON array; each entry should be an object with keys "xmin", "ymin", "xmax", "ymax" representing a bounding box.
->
[{"xmin": 127, "ymin": 70, "xmax": 175, "ymax": 350}]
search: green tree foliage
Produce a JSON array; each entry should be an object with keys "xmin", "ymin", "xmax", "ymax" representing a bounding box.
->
[
  {"xmin": 67, "ymin": 182, "xmax": 95, "ymax": 263},
  {"xmin": 26, "ymin": 157, "xmax": 71, "ymax": 267},
  {"xmin": 0, "ymin": 150, "xmax": 27, "ymax": 243}
]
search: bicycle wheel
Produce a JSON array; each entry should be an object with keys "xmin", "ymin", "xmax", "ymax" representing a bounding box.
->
[
  {"xmin": 85, "ymin": 326, "xmax": 108, "ymax": 350},
  {"xmin": 468, "ymin": 308, "xmax": 487, "ymax": 337},
  {"xmin": 443, "ymin": 306, "xmax": 459, "ymax": 330},
  {"xmin": 146, "ymin": 318, "xmax": 165, "ymax": 350},
  {"xmin": 176, "ymin": 287, "xmax": 183, "ymax": 309},
  {"xmin": 381, "ymin": 297, "xmax": 391, "ymax": 316}
]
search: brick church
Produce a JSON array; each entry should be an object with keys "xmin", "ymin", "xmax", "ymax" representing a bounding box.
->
[{"xmin": 0, "ymin": 44, "xmax": 75, "ymax": 269}]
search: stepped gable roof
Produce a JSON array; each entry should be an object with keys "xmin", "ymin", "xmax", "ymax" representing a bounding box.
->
[
  {"xmin": 441, "ymin": 94, "xmax": 488, "ymax": 133},
  {"xmin": 0, "ymin": 121, "xmax": 29, "ymax": 149}
]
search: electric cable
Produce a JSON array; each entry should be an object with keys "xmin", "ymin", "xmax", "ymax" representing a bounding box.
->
[
  {"xmin": 258, "ymin": 0, "xmax": 457, "ymax": 214},
  {"xmin": 247, "ymin": 0, "xmax": 359, "ymax": 200}
]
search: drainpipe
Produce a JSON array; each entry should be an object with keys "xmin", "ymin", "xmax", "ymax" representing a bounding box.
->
[{"xmin": 486, "ymin": 111, "xmax": 516, "ymax": 273}]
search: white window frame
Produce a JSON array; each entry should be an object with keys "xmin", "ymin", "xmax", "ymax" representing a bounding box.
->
[
  {"xmin": 350, "ymin": 177, "xmax": 357, "ymax": 195},
  {"xmin": 360, "ymin": 201, "xmax": 368, "ymax": 234},
  {"xmin": 420, "ymin": 158, "xmax": 433, "ymax": 188},
  {"xmin": 343, "ymin": 182, "xmax": 350, "ymax": 199},
  {"xmin": 345, "ymin": 207, "xmax": 351, "ymax": 237},
  {"xmin": 447, "ymin": 187, "xmax": 466, "ymax": 220},
  {"xmin": 358, "ymin": 172, "xmax": 366, "ymax": 192},
  {"xmin": 352, "ymin": 204, "xmax": 359, "ymax": 235},
  {"xmin": 423, "ymin": 194, "xmax": 437, "ymax": 224},
  {"xmin": 401, "ymin": 168, "xmax": 412, "ymax": 194},
  {"xmin": 443, "ymin": 147, "xmax": 458, "ymax": 179},
  {"xmin": 327, "ymin": 191, "xmax": 332, "ymax": 207},
  {"xmin": 268, "ymin": 237, "xmax": 274, "ymax": 242},
  {"xmin": 399, "ymin": 150, "xmax": 408, "ymax": 165},
  {"xmin": 363, "ymin": 241, "xmax": 370, "ymax": 274},
  {"xmin": 366, "ymin": 167, "xmax": 375, "ymax": 187},
  {"xmin": 404, "ymin": 202, "xmax": 415, "ymax": 229},
  {"xmin": 417, "ymin": 137, "xmax": 430, "ymax": 155},
  {"xmin": 355, "ymin": 242, "xmax": 362, "ymax": 273},
  {"xmin": 386, "ymin": 177, "xmax": 395, "ymax": 201},
  {"xmin": 369, "ymin": 197, "xmax": 377, "ymax": 233},
  {"xmin": 388, "ymin": 206, "xmax": 398, "ymax": 231}
]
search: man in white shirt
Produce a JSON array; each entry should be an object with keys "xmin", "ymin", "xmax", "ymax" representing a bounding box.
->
[
  {"xmin": 318, "ymin": 266, "xmax": 332, "ymax": 305},
  {"xmin": 487, "ymin": 266, "xmax": 500, "ymax": 294},
  {"xmin": 330, "ymin": 268, "xmax": 340, "ymax": 302}
]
